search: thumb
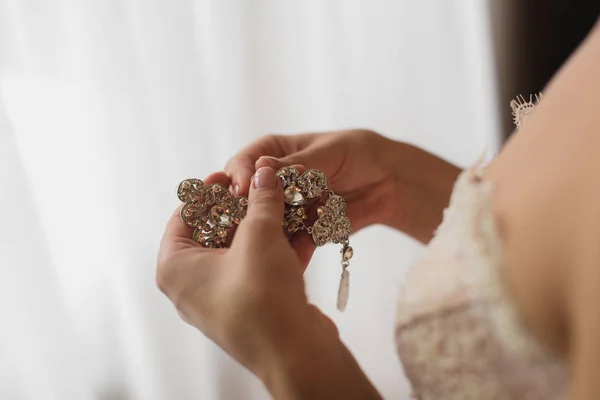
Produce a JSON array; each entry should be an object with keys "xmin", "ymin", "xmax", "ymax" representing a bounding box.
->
[{"xmin": 245, "ymin": 166, "xmax": 285, "ymax": 227}]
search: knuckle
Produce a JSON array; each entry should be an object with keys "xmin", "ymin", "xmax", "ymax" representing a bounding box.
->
[
  {"xmin": 240, "ymin": 214, "xmax": 280, "ymax": 237},
  {"xmin": 224, "ymin": 154, "xmax": 240, "ymax": 172},
  {"xmin": 155, "ymin": 259, "xmax": 172, "ymax": 295},
  {"xmin": 351, "ymin": 128, "xmax": 376, "ymax": 142},
  {"xmin": 261, "ymin": 133, "xmax": 286, "ymax": 152},
  {"xmin": 262, "ymin": 133, "xmax": 281, "ymax": 143},
  {"xmin": 155, "ymin": 250, "xmax": 193, "ymax": 297},
  {"xmin": 244, "ymin": 213, "xmax": 277, "ymax": 229},
  {"xmin": 250, "ymin": 193, "xmax": 279, "ymax": 207}
]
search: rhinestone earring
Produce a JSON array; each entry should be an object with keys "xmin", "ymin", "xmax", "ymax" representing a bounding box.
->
[
  {"xmin": 311, "ymin": 194, "xmax": 353, "ymax": 311},
  {"xmin": 276, "ymin": 166, "xmax": 353, "ymax": 311},
  {"xmin": 275, "ymin": 167, "xmax": 328, "ymax": 233},
  {"xmin": 177, "ymin": 179, "xmax": 248, "ymax": 248},
  {"xmin": 177, "ymin": 168, "xmax": 354, "ymax": 311}
]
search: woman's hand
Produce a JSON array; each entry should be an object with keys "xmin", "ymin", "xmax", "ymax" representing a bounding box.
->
[
  {"xmin": 226, "ymin": 130, "xmax": 395, "ymax": 233},
  {"xmin": 226, "ymin": 129, "xmax": 461, "ymax": 243},
  {"xmin": 157, "ymin": 167, "xmax": 381, "ymax": 399}
]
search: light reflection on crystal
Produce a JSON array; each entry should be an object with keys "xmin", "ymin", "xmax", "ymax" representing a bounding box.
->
[
  {"xmin": 284, "ymin": 185, "xmax": 305, "ymax": 205},
  {"xmin": 343, "ymin": 246, "xmax": 354, "ymax": 261},
  {"xmin": 210, "ymin": 206, "xmax": 233, "ymax": 228}
]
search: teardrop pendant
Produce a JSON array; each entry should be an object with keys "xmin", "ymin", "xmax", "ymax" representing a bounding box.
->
[{"xmin": 337, "ymin": 268, "xmax": 350, "ymax": 311}]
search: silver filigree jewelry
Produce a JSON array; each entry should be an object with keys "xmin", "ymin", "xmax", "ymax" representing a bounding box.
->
[
  {"xmin": 276, "ymin": 167, "xmax": 328, "ymax": 233},
  {"xmin": 177, "ymin": 179, "xmax": 248, "ymax": 248},
  {"xmin": 276, "ymin": 167, "xmax": 353, "ymax": 311},
  {"xmin": 313, "ymin": 195, "xmax": 353, "ymax": 311},
  {"xmin": 177, "ymin": 166, "xmax": 354, "ymax": 311}
]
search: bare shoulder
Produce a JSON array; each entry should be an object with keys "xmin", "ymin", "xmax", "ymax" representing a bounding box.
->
[{"xmin": 485, "ymin": 21, "xmax": 600, "ymax": 398}]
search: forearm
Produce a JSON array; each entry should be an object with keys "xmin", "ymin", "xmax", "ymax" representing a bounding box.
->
[
  {"xmin": 374, "ymin": 136, "xmax": 461, "ymax": 243},
  {"xmin": 254, "ymin": 319, "xmax": 382, "ymax": 400}
]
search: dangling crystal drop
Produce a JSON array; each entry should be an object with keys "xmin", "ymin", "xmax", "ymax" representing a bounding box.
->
[
  {"xmin": 284, "ymin": 185, "xmax": 306, "ymax": 206},
  {"xmin": 210, "ymin": 205, "xmax": 233, "ymax": 228},
  {"xmin": 337, "ymin": 268, "xmax": 350, "ymax": 311},
  {"xmin": 342, "ymin": 246, "xmax": 354, "ymax": 261}
]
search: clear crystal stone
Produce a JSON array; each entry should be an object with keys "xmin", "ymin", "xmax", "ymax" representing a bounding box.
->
[
  {"xmin": 210, "ymin": 206, "xmax": 233, "ymax": 228},
  {"xmin": 342, "ymin": 246, "xmax": 354, "ymax": 261},
  {"xmin": 284, "ymin": 185, "xmax": 305, "ymax": 205}
]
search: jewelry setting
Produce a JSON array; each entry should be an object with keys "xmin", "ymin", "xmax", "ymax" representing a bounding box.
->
[
  {"xmin": 177, "ymin": 179, "xmax": 248, "ymax": 248},
  {"xmin": 177, "ymin": 167, "xmax": 354, "ymax": 311}
]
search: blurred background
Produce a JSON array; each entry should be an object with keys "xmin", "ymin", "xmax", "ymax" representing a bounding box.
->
[{"xmin": 0, "ymin": 1, "xmax": 597, "ymax": 399}]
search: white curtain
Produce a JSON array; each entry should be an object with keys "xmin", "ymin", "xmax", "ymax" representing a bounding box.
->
[{"xmin": 0, "ymin": 1, "xmax": 501, "ymax": 399}]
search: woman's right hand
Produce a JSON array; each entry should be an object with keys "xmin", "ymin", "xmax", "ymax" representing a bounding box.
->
[
  {"xmin": 226, "ymin": 129, "xmax": 461, "ymax": 244},
  {"xmin": 226, "ymin": 129, "xmax": 397, "ymax": 234}
]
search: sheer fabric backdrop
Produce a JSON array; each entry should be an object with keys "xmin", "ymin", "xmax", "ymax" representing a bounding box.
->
[{"xmin": 0, "ymin": 1, "xmax": 501, "ymax": 399}]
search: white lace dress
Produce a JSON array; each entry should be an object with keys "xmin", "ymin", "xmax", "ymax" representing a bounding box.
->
[{"xmin": 395, "ymin": 97, "xmax": 567, "ymax": 399}]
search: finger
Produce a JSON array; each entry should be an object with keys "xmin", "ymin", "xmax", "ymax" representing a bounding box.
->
[
  {"xmin": 256, "ymin": 152, "xmax": 312, "ymax": 173},
  {"xmin": 204, "ymin": 171, "xmax": 231, "ymax": 187},
  {"xmin": 225, "ymin": 135, "xmax": 288, "ymax": 197},
  {"xmin": 240, "ymin": 167, "xmax": 284, "ymax": 236},
  {"xmin": 254, "ymin": 157, "xmax": 307, "ymax": 240},
  {"xmin": 255, "ymin": 156, "xmax": 306, "ymax": 174},
  {"xmin": 203, "ymin": 171, "xmax": 236, "ymax": 198},
  {"xmin": 225, "ymin": 154, "xmax": 255, "ymax": 197},
  {"xmin": 278, "ymin": 147, "xmax": 340, "ymax": 181},
  {"xmin": 290, "ymin": 232, "xmax": 317, "ymax": 271},
  {"xmin": 161, "ymin": 205, "xmax": 193, "ymax": 250},
  {"xmin": 277, "ymin": 149, "xmax": 312, "ymax": 171},
  {"xmin": 254, "ymin": 155, "xmax": 282, "ymax": 171}
]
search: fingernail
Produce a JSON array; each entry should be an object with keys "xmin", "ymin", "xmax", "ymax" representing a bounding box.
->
[
  {"xmin": 253, "ymin": 167, "xmax": 278, "ymax": 189},
  {"xmin": 259, "ymin": 156, "xmax": 279, "ymax": 161},
  {"xmin": 234, "ymin": 184, "xmax": 240, "ymax": 196},
  {"xmin": 256, "ymin": 156, "xmax": 281, "ymax": 170}
]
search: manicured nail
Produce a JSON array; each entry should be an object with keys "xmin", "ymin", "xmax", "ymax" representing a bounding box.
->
[
  {"xmin": 253, "ymin": 167, "xmax": 278, "ymax": 188},
  {"xmin": 259, "ymin": 155, "xmax": 279, "ymax": 161},
  {"xmin": 234, "ymin": 184, "xmax": 240, "ymax": 196},
  {"xmin": 257, "ymin": 156, "xmax": 283, "ymax": 170}
]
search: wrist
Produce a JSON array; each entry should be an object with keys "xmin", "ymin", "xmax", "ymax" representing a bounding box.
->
[
  {"xmin": 252, "ymin": 306, "xmax": 381, "ymax": 399},
  {"xmin": 375, "ymin": 137, "xmax": 461, "ymax": 243}
]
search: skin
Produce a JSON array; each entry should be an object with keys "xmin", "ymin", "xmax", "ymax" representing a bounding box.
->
[{"xmin": 158, "ymin": 21, "xmax": 600, "ymax": 399}]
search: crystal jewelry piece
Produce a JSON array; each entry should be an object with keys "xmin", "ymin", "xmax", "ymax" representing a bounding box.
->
[
  {"xmin": 311, "ymin": 195, "xmax": 351, "ymax": 246},
  {"xmin": 276, "ymin": 166, "xmax": 353, "ymax": 311},
  {"xmin": 177, "ymin": 179, "xmax": 248, "ymax": 248},
  {"xmin": 177, "ymin": 166, "xmax": 354, "ymax": 311},
  {"xmin": 276, "ymin": 167, "xmax": 328, "ymax": 233},
  {"xmin": 312, "ymin": 194, "xmax": 353, "ymax": 311}
]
